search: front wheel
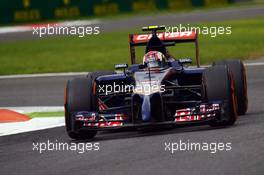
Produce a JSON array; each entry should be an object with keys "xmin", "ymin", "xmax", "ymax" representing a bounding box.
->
[
  {"xmin": 213, "ymin": 60, "xmax": 248, "ymax": 115},
  {"xmin": 202, "ymin": 65, "xmax": 237, "ymax": 126},
  {"xmin": 64, "ymin": 77, "xmax": 97, "ymax": 140}
]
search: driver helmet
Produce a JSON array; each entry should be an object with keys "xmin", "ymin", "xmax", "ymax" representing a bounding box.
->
[{"xmin": 143, "ymin": 51, "xmax": 165, "ymax": 68}]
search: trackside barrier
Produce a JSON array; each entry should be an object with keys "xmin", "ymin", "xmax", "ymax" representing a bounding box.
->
[{"xmin": 0, "ymin": 0, "xmax": 237, "ymax": 25}]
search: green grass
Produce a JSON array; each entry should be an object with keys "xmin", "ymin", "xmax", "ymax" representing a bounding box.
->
[
  {"xmin": 0, "ymin": 17, "xmax": 263, "ymax": 75},
  {"xmin": 26, "ymin": 111, "xmax": 64, "ymax": 118}
]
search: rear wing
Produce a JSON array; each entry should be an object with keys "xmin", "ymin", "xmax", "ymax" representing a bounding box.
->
[{"xmin": 129, "ymin": 31, "xmax": 200, "ymax": 67}]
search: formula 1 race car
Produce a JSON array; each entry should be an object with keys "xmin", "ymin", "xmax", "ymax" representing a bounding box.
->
[{"xmin": 64, "ymin": 26, "xmax": 248, "ymax": 140}]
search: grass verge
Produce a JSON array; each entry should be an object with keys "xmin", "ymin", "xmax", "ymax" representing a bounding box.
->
[
  {"xmin": 0, "ymin": 17, "xmax": 263, "ymax": 75},
  {"xmin": 26, "ymin": 111, "xmax": 64, "ymax": 118}
]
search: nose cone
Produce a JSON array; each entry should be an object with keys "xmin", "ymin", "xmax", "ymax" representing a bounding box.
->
[{"xmin": 141, "ymin": 95, "xmax": 151, "ymax": 122}]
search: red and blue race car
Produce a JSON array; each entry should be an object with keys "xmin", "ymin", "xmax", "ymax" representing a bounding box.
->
[{"xmin": 64, "ymin": 26, "xmax": 248, "ymax": 140}]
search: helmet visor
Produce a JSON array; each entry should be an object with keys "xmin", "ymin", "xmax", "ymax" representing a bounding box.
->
[{"xmin": 147, "ymin": 60, "xmax": 161, "ymax": 68}]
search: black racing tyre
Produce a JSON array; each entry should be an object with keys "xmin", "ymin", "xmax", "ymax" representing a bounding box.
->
[
  {"xmin": 88, "ymin": 71, "xmax": 116, "ymax": 80},
  {"xmin": 202, "ymin": 65, "xmax": 237, "ymax": 126},
  {"xmin": 65, "ymin": 77, "xmax": 97, "ymax": 140},
  {"xmin": 64, "ymin": 71, "xmax": 116, "ymax": 140},
  {"xmin": 213, "ymin": 60, "xmax": 248, "ymax": 115}
]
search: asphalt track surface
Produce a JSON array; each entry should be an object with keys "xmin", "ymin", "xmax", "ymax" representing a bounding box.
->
[
  {"xmin": 0, "ymin": 64, "xmax": 264, "ymax": 175},
  {"xmin": 0, "ymin": 6, "xmax": 263, "ymax": 42},
  {"xmin": 1, "ymin": 6, "xmax": 264, "ymax": 175},
  {"xmin": 0, "ymin": 75, "xmax": 80, "ymax": 106}
]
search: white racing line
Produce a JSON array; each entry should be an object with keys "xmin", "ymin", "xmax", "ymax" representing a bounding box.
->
[
  {"xmin": 0, "ymin": 60, "xmax": 263, "ymax": 80},
  {"xmin": 0, "ymin": 60, "xmax": 263, "ymax": 136},
  {"xmin": 0, "ymin": 117, "xmax": 65, "ymax": 136},
  {"xmin": 0, "ymin": 106, "xmax": 65, "ymax": 137},
  {"xmin": 0, "ymin": 19, "xmax": 101, "ymax": 34}
]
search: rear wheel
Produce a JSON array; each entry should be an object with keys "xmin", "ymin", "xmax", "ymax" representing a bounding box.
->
[
  {"xmin": 213, "ymin": 60, "xmax": 248, "ymax": 115},
  {"xmin": 202, "ymin": 65, "xmax": 237, "ymax": 126},
  {"xmin": 89, "ymin": 71, "xmax": 116, "ymax": 80}
]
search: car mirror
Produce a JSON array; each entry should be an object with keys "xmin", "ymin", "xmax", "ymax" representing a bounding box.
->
[
  {"xmin": 179, "ymin": 58, "xmax": 192, "ymax": 64},
  {"xmin": 115, "ymin": 64, "xmax": 128, "ymax": 70}
]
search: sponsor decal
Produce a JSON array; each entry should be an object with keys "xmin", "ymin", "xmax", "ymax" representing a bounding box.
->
[
  {"xmin": 75, "ymin": 112, "xmax": 126, "ymax": 128},
  {"xmin": 174, "ymin": 104, "xmax": 220, "ymax": 122}
]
